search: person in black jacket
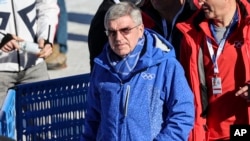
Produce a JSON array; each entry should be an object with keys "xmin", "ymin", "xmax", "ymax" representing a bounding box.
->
[
  {"xmin": 88, "ymin": 0, "xmax": 114, "ymax": 71},
  {"xmin": 143, "ymin": 0, "xmax": 197, "ymax": 59}
]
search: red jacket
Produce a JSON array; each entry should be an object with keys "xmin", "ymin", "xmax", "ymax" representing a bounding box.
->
[
  {"xmin": 176, "ymin": 0, "xmax": 250, "ymax": 141},
  {"xmin": 193, "ymin": 0, "xmax": 200, "ymax": 9}
]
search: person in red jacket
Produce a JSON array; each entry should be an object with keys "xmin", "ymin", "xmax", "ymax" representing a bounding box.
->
[{"xmin": 176, "ymin": 0, "xmax": 250, "ymax": 140}]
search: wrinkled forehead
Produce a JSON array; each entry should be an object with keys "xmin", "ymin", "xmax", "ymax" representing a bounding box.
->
[{"xmin": 107, "ymin": 15, "xmax": 135, "ymax": 29}]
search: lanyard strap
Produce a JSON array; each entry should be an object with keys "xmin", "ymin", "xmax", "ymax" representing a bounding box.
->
[
  {"xmin": 206, "ymin": 37, "xmax": 226, "ymax": 74},
  {"xmin": 206, "ymin": 10, "xmax": 238, "ymax": 74},
  {"xmin": 161, "ymin": 3, "xmax": 185, "ymax": 42},
  {"xmin": 162, "ymin": 19, "xmax": 168, "ymax": 39}
]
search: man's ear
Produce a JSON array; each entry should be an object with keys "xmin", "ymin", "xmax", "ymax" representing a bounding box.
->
[{"xmin": 139, "ymin": 24, "xmax": 144, "ymax": 37}]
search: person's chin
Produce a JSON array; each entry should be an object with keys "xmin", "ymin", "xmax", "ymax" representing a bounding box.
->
[{"xmin": 115, "ymin": 51, "xmax": 128, "ymax": 58}]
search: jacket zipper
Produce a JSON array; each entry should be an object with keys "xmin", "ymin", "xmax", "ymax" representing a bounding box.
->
[{"xmin": 124, "ymin": 85, "xmax": 130, "ymax": 116}]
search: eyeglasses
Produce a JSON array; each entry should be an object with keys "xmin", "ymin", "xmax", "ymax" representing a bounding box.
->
[{"xmin": 105, "ymin": 24, "xmax": 140, "ymax": 37}]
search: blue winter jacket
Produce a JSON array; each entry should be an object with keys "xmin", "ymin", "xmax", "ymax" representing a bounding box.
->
[{"xmin": 82, "ymin": 29, "xmax": 194, "ymax": 141}]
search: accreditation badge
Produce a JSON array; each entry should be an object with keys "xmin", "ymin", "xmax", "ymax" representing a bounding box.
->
[{"xmin": 212, "ymin": 77, "xmax": 222, "ymax": 94}]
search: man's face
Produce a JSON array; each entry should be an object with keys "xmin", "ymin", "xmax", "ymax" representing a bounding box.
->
[
  {"xmin": 199, "ymin": 0, "xmax": 228, "ymax": 19},
  {"xmin": 106, "ymin": 15, "xmax": 144, "ymax": 58}
]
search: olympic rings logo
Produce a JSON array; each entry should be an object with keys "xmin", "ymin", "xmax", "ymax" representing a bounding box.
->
[{"xmin": 141, "ymin": 72, "xmax": 155, "ymax": 80}]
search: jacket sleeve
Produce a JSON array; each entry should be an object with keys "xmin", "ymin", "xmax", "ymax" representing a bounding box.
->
[
  {"xmin": 36, "ymin": 0, "xmax": 59, "ymax": 43},
  {"xmin": 81, "ymin": 72, "xmax": 101, "ymax": 141},
  {"xmin": 154, "ymin": 58, "xmax": 195, "ymax": 141}
]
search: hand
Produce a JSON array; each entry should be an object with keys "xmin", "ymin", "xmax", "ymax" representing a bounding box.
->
[
  {"xmin": 37, "ymin": 39, "xmax": 53, "ymax": 58},
  {"xmin": 235, "ymin": 84, "xmax": 249, "ymax": 100},
  {"xmin": 1, "ymin": 35, "xmax": 23, "ymax": 52}
]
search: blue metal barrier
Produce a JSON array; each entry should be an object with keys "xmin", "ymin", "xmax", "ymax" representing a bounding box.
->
[{"xmin": 1, "ymin": 73, "xmax": 90, "ymax": 141}]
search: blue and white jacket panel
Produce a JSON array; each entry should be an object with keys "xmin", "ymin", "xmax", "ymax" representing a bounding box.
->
[{"xmin": 83, "ymin": 29, "xmax": 194, "ymax": 141}]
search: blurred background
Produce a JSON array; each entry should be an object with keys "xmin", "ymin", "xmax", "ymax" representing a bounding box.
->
[{"xmin": 48, "ymin": 0, "xmax": 101, "ymax": 79}]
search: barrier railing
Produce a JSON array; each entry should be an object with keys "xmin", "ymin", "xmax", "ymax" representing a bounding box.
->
[{"xmin": 0, "ymin": 73, "xmax": 90, "ymax": 141}]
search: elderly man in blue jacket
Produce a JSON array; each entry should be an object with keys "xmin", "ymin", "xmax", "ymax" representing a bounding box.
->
[{"xmin": 82, "ymin": 2, "xmax": 194, "ymax": 141}]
